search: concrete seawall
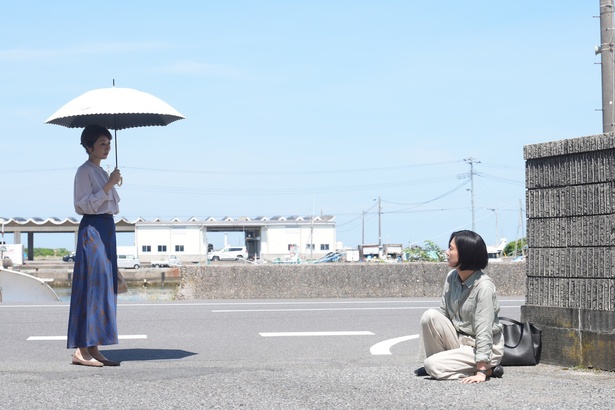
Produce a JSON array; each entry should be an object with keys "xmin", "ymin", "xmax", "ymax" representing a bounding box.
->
[
  {"xmin": 13, "ymin": 266, "xmax": 181, "ymax": 287},
  {"xmin": 177, "ymin": 262, "xmax": 527, "ymax": 299},
  {"xmin": 15, "ymin": 262, "xmax": 526, "ymax": 299}
]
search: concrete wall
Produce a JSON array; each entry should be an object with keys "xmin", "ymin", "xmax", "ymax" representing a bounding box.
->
[
  {"xmin": 14, "ymin": 266, "xmax": 181, "ymax": 287},
  {"xmin": 523, "ymin": 133, "xmax": 615, "ymax": 371},
  {"xmin": 176, "ymin": 262, "xmax": 526, "ymax": 300}
]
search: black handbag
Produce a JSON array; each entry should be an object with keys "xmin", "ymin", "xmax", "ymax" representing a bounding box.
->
[{"xmin": 499, "ymin": 317, "xmax": 542, "ymax": 366}]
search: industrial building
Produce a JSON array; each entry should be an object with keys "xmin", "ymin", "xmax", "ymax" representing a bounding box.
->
[{"xmin": 1, "ymin": 215, "xmax": 337, "ymax": 263}]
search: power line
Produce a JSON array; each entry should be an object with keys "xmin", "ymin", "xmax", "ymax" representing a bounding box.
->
[
  {"xmin": 0, "ymin": 168, "xmax": 74, "ymax": 174},
  {"xmin": 382, "ymin": 179, "xmax": 471, "ymax": 210},
  {"xmin": 477, "ymin": 173, "xmax": 524, "ymax": 185},
  {"xmin": 122, "ymin": 160, "xmax": 462, "ymax": 176},
  {"xmin": 122, "ymin": 174, "xmax": 466, "ymax": 196}
]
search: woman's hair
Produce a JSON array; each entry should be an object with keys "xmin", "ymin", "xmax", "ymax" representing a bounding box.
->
[
  {"xmin": 80, "ymin": 124, "xmax": 112, "ymax": 153},
  {"xmin": 449, "ymin": 230, "xmax": 488, "ymax": 271}
]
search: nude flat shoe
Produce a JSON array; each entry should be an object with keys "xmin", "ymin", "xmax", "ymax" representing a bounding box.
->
[
  {"xmin": 72, "ymin": 354, "xmax": 104, "ymax": 367},
  {"xmin": 98, "ymin": 359, "xmax": 120, "ymax": 366}
]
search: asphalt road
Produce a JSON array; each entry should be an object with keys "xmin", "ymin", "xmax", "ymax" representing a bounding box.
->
[{"xmin": 1, "ymin": 297, "xmax": 614, "ymax": 409}]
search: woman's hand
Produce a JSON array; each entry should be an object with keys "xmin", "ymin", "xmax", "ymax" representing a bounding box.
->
[
  {"xmin": 108, "ymin": 168, "xmax": 122, "ymax": 185},
  {"xmin": 103, "ymin": 168, "xmax": 122, "ymax": 193},
  {"xmin": 460, "ymin": 372, "xmax": 488, "ymax": 384}
]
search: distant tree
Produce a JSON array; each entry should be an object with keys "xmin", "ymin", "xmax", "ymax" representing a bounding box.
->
[
  {"xmin": 33, "ymin": 248, "xmax": 71, "ymax": 257},
  {"xmin": 404, "ymin": 240, "xmax": 446, "ymax": 262},
  {"xmin": 504, "ymin": 238, "xmax": 527, "ymax": 257},
  {"xmin": 424, "ymin": 240, "xmax": 446, "ymax": 262}
]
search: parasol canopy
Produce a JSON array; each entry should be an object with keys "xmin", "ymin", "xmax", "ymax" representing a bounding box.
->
[
  {"xmin": 45, "ymin": 86, "xmax": 185, "ymax": 130},
  {"xmin": 45, "ymin": 86, "xmax": 185, "ymax": 169}
]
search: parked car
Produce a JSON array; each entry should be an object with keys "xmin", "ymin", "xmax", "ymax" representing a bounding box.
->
[
  {"xmin": 314, "ymin": 251, "xmax": 343, "ymax": 263},
  {"xmin": 208, "ymin": 246, "xmax": 247, "ymax": 261},
  {"xmin": 151, "ymin": 255, "xmax": 181, "ymax": 268},
  {"xmin": 63, "ymin": 252, "xmax": 76, "ymax": 262},
  {"xmin": 117, "ymin": 254, "xmax": 141, "ymax": 269}
]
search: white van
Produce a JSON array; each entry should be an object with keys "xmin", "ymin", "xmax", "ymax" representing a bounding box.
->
[{"xmin": 117, "ymin": 254, "xmax": 141, "ymax": 269}]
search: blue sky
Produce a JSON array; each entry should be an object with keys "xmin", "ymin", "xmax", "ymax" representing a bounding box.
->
[{"xmin": 0, "ymin": 1, "xmax": 603, "ymax": 251}]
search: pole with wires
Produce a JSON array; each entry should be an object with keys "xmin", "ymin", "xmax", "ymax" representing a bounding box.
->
[
  {"xmin": 464, "ymin": 157, "xmax": 479, "ymax": 231},
  {"xmin": 378, "ymin": 196, "xmax": 382, "ymax": 251},
  {"xmin": 598, "ymin": 0, "xmax": 615, "ymax": 132}
]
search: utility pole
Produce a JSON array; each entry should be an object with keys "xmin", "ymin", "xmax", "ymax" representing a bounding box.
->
[
  {"xmin": 378, "ymin": 196, "xmax": 382, "ymax": 250},
  {"xmin": 598, "ymin": 0, "xmax": 615, "ymax": 132},
  {"xmin": 515, "ymin": 199, "xmax": 525, "ymax": 257},
  {"xmin": 464, "ymin": 157, "xmax": 479, "ymax": 231},
  {"xmin": 310, "ymin": 217, "xmax": 314, "ymax": 261},
  {"xmin": 361, "ymin": 210, "xmax": 366, "ymax": 245}
]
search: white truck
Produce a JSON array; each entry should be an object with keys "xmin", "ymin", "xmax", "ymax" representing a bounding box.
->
[
  {"xmin": 383, "ymin": 244, "xmax": 403, "ymax": 259},
  {"xmin": 358, "ymin": 244, "xmax": 380, "ymax": 260},
  {"xmin": 150, "ymin": 255, "xmax": 182, "ymax": 268}
]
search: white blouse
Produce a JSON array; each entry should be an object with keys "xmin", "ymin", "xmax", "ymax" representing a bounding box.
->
[{"xmin": 74, "ymin": 161, "xmax": 120, "ymax": 215}]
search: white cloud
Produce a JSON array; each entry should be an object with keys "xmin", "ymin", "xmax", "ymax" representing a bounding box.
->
[{"xmin": 0, "ymin": 42, "xmax": 170, "ymax": 62}]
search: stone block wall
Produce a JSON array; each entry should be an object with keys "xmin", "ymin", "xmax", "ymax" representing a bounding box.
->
[
  {"xmin": 523, "ymin": 133, "xmax": 615, "ymax": 370},
  {"xmin": 177, "ymin": 262, "xmax": 526, "ymax": 300}
]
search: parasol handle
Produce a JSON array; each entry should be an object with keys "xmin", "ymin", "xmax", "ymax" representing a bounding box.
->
[
  {"xmin": 114, "ymin": 127, "xmax": 118, "ymax": 169},
  {"xmin": 113, "ymin": 117, "xmax": 122, "ymax": 186},
  {"xmin": 107, "ymin": 165, "xmax": 123, "ymax": 187}
]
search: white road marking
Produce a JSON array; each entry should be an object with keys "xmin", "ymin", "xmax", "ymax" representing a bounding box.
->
[
  {"xmin": 370, "ymin": 334, "xmax": 419, "ymax": 355},
  {"xmin": 214, "ymin": 307, "xmax": 429, "ymax": 313},
  {"xmin": 27, "ymin": 335, "xmax": 148, "ymax": 341},
  {"xmin": 260, "ymin": 331, "xmax": 374, "ymax": 337},
  {"xmin": 0, "ymin": 299, "xmax": 525, "ymax": 309}
]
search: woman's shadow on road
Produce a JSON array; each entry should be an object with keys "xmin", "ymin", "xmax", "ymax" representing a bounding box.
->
[{"xmin": 102, "ymin": 348, "xmax": 197, "ymax": 362}]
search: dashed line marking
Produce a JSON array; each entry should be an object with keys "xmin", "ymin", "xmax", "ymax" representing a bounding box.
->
[
  {"xmin": 260, "ymin": 331, "xmax": 374, "ymax": 337},
  {"xmin": 214, "ymin": 307, "xmax": 428, "ymax": 313},
  {"xmin": 27, "ymin": 335, "xmax": 148, "ymax": 341}
]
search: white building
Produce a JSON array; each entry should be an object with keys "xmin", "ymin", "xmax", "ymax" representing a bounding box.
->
[{"xmin": 134, "ymin": 215, "xmax": 337, "ymax": 263}]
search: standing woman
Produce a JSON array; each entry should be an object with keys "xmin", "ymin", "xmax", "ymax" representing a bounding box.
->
[
  {"xmin": 67, "ymin": 124, "xmax": 122, "ymax": 367},
  {"xmin": 415, "ymin": 230, "xmax": 504, "ymax": 382}
]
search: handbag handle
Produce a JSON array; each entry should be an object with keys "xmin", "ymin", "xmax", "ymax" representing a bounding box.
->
[{"xmin": 499, "ymin": 316, "xmax": 524, "ymax": 326}]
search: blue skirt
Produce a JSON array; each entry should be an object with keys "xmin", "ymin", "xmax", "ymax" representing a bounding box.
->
[{"xmin": 67, "ymin": 214, "xmax": 119, "ymax": 349}]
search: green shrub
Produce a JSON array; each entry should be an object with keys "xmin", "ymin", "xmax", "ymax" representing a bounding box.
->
[
  {"xmin": 32, "ymin": 248, "xmax": 71, "ymax": 258},
  {"xmin": 504, "ymin": 238, "xmax": 526, "ymax": 257},
  {"xmin": 404, "ymin": 240, "xmax": 446, "ymax": 262}
]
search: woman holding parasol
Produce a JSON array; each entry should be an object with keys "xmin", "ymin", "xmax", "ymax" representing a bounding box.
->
[
  {"xmin": 67, "ymin": 124, "xmax": 122, "ymax": 367},
  {"xmin": 45, "ymin": 85, "xmax": 185, "ymax": 366}
]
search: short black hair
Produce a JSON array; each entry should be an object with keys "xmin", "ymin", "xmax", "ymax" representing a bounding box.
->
[
  {"xmin": 80, "ymin": 124, "xmax": 112, "ymax": 153},
  {"xmin": 449, "ymin": 230, "xmax": 488, "ymax": 271}
]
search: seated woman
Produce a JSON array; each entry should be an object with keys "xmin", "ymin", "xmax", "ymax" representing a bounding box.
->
[{"xmin": 415, "ymin": 230, "xmax": 504, "ymax": 383}]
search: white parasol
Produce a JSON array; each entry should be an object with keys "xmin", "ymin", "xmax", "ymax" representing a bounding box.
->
[{"xmin": 45, "ymin": 84, "xmax": 185, "ymax": 168}]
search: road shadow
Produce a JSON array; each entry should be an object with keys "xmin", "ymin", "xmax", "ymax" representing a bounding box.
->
[{"xmin": 101, "ymin": 348, "xmax": 197, "ymax": 362}]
